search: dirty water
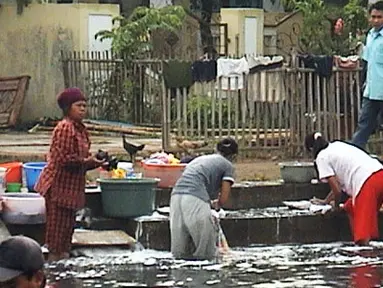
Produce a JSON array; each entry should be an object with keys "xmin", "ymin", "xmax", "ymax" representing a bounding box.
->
[{"xmin": 47, "ymin": 242, "xmax": 383, "ymax": 287}]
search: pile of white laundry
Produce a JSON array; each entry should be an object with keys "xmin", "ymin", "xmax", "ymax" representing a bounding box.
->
[{"xmin": 283, "ymin": 200, "xmax": 332, "ymax": 214}]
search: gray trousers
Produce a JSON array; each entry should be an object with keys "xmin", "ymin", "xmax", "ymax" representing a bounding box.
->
[{"xmin": 170, "ymin": 194, "xmax": 217, "ymax": 260}]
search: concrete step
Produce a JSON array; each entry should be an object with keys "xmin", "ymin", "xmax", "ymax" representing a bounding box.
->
[{"xmin": 85, "ymin": 182, "xmax": 330, "ymax": 217}]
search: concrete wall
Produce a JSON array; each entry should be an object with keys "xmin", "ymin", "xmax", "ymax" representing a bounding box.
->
[
  {"xmin": 275, "ymin": 12, "xmax": 302, "ymax": 56},
  {"xmin": 220, "ymin": 8, "xmax": 264, "ymax": 56},
  {"xmin": 151, "ymin": 14, "xmax": 202, "ymax": 60},
  {"xmin": 0, "ymin": 3, "xmax": 119, "ymax": 123},
  {"xmin": 263, "ymin": 12, "xmax": 303, "ymax": 57}
]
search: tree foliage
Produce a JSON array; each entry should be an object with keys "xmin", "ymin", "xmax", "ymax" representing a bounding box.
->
[
  {"xmin": 96, "ymin": 5, "xmax": 186, "ymax": 60},
  {"xmin": 284, "ymin": 0, "xmax": 368, "ymax": 55}
]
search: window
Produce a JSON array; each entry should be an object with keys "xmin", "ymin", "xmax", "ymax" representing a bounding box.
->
[{"xmin": 221, "ymin": 0, "xmax": 262, "ymax": 8}]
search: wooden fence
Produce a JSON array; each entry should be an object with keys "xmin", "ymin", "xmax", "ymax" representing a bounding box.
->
[
  {"xmin": 162, "ymin": 67, "xmax": 367, "ymax": 156},
  {"xmin": 61, "ymin": 51, "xmax": 382, "ymax": 156}
]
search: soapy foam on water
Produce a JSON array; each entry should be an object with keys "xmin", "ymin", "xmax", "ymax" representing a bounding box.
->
[{"xmin": 47, "ymin": 242, "xmax": 383, "ymax": 287}]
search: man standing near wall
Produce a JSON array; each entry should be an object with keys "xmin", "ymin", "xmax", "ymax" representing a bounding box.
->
[{"xmin": 351, "ymin": 1, "xmax": 383, "ymax": 149}]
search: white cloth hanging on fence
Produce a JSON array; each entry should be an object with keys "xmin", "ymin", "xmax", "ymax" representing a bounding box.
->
[
  {"xmin": 216, "ymin": 57, "xmax": 249, "ymax": 90},
  {"xmin": 247, "ymin": 55, "xmax": 284, "ymax": 70}
]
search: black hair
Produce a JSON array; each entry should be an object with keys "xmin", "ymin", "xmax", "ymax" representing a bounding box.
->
[
  {"xmin": 369, "ymin": 1, "xmax": 383, "ymax": 13},
  {"xmin": 217, "ymin": 137, "xmax": 238, "ymax": 158},
  {"xmin": 304, "ymin": 132, "xmax": 329, "ymax": 158}
]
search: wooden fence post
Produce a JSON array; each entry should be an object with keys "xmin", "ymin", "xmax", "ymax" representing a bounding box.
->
[{"xmin": 161, "ymin": 61, "xmax": 170, "ymax": 150}]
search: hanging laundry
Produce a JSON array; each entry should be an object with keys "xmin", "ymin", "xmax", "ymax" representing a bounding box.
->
[
  {"xmin": 248, "ymin": 71, "xmax": 286, "ymax": 103},
  {"xmin": 247, "ymin": 55, "xmax": 284, "ymax": 74},
  {"xmin": 217, "ymin": 57, "xmax": 249, "ymax": 90},
  {"xmin": 191, "ymin": 59, "xmax": 217, "ymax": 83},
  {"xmin": 334, "ymin": 55, "xmax": 360, "ymax": 69},
  {"xmin": 163, "ymin": 59, "xmax": 193, "ymax": 88},
  {"xmin": 298, "ymin": 55, "xmax": 334, "ymax": 78}
]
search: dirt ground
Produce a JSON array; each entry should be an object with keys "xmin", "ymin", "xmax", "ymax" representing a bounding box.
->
[
  {"xmin": 132, "ymin": 158, "xmax": 282, "ymax": 182},
  {"xmin": 232, "ymin": 159, "xmax": 281, "ymax": 181}
]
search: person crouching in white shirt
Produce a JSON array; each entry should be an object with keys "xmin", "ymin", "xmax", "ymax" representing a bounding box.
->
[{"xmin": 305, "ymin": 132, "xmax": 383, "ymax": 246}]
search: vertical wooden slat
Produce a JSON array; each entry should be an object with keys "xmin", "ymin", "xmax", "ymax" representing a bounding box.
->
[
  {"xmin": 88, "ymin": 51, "xmax": 93, "ymax": 118},
  {"xmin": 255, "ymin": 73, "xmax": 261, "ymax": 148},
  {"xmin": 286, "ymin": 70, "xmax": 292, "ymax": 155},
  {"xmin": 270, "ymin": 72, "xmax": 276, "ymax": 148},
  {"xmin": 356, "ymin": 69, "xmax": 361, "ymax": 113},
  {"xmin": 315, "ymin": 74, "xmax": 321, "ymax": 133},
  {"xmin": 328, "ymin": 74, "xmax": 335, "ymax": 140},
  {"xmin": 167, "ymin": 87, "xmax": 171, "ymax": 144},
  {"xmin": 323, "ymin": 77, "xmax": 328, "ymax": 139},
  {"xmin": 69, "ymin": 52, "xmax": 75, "ymax": 88},
  {"xmin": 241, "ymin": 76, "xmax": 247, "ymax": 147},
  {"xmin": 342, "ymin": 71, "xmax": 348, "ymax": 139},
  {"xmin": 81, "ymin": 51, "xmax": 86, "ymax": 98},
  {"xmin": 227, "ymin": 85, "xmax": 231, "ymax": 137},
  {"xmin": 139, "ymin": 64, "xmax": 144, "ymax": 124},
  {"xmin": 335, "ymin": 70, "xmax": 341, "ymax": 139},
  {"xmin": 161, "ymin": 61, "xmax": 169, "ymax": 149},
  {"xmin": 248, "ymin": 73, "xmax": 254, "ymax": 148},
  {"xmin": 308, "ymin": 72, "xmax": 314, "ymax": 133},
  {"xmin": 96, "ymin": 52, "xmax": 102, "ymax": 118},
  {"xmin": 263, "ymin": 73, "xmax": 269, "ymax": 148},
  {"xmin": 182, "ymin": 87, "xmax": 188, "ymax": 137},
  {"xmin": 210, "ymin": 81, "xmax": 216, "ymax": 140},
  {"xmin": 301, "ymin": 69, "xmax": 307, "ymax": 149},
  {"xmin": 106, "ymin": 51, "xmax": 112, "ymax": 120},
  {"xmin": 148, "ymin": 62, "xmax": 153, "ymax": 121},
  {"xmin": 196, "ymin": 83, "xmax": 202, "ymax": 138},
  {"xmin": 296, "ymin": 70, "xmax": 301, "ymax": 147},
  {"xmin": 278, "ymin": 71, "xmax": 283, "ymax": 148},
  {"xmin": 190, "ymin": 84, "xmax": 195, "ymax": 137},
  {"xmin": 234, "ymin": 77, "xmax": 239, "ymax": 141},
  {"xmin": 202, "ymin": 83, "xmax": 208, "ymax": 140},
  {"xmin": 176, "ymin": 88, "xmax": 182, "ymax": 137},
  {"xmin": 349, "ymin": 71, "xmax": 355, "ymax": 139},
  {"xmin": 218, "ymin": 78, "xmax": 223, "ymax": 138},
  {"xmin": 72, "ymin": 51, "xmax": 78, "ymax": 87}
]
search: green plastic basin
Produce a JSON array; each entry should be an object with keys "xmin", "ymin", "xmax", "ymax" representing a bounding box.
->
[{"xmin": 98, "ymin": 178, "xmax": 159, "ymax": 218}]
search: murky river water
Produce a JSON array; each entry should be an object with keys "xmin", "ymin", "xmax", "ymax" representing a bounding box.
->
[{"xmin": 47, "ymin": 242, "xmax": 383, "ymax": 287}]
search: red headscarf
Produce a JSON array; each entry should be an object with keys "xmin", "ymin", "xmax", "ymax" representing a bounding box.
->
[{"xmin": 57, "ymin": 87, "xmax": 86, "ymax": 110}]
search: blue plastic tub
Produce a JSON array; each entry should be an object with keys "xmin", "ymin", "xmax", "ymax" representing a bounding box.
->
[{"xmin": 23, "ymin": 162, "xmax": 47, "ymax": 192}]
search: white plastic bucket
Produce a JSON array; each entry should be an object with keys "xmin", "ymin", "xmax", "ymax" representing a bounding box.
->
[{"xmin": 0, "ymin": 167, "xmax": 6, "ymax": 194}]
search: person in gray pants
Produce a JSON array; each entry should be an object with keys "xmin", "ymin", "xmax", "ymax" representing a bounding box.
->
[{"xmin": 170, "ymin": 138, "xmax": 238, "ymax": 260}]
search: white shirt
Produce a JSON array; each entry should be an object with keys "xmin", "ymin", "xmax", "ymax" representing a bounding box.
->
[
  {"xmin": 316, "ymin": 141, "xmax": 383, "ymax": 200},
  {"xmin": 216, "ymin": 57, "xmax": 249, "ymax": 90}
]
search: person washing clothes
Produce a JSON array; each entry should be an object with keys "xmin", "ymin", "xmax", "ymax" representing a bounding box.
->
[
  {"xmin": 305, "ymin": 132, "xmax": 383, "ymax": 246},
  {"xmin": 35, "ymin": 88, "xmax": 106, "ymax": 262},
  {"xmin": 170, "ymin": 138, "xmax": 238, "ymax": 260}
]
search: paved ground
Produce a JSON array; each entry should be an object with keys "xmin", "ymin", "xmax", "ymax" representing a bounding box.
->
[{"xmin": 0, "ymin": 131, "xmax": 287, "ymax": 181}]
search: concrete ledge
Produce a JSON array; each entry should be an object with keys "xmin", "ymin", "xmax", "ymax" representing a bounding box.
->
[
  {"xmin": 125, "ymin": 211, "xmax": 355, "ymax": 251},
  {"xmin": 85, "ymin": 182, "xmax": 330, "ymax": 217}
]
